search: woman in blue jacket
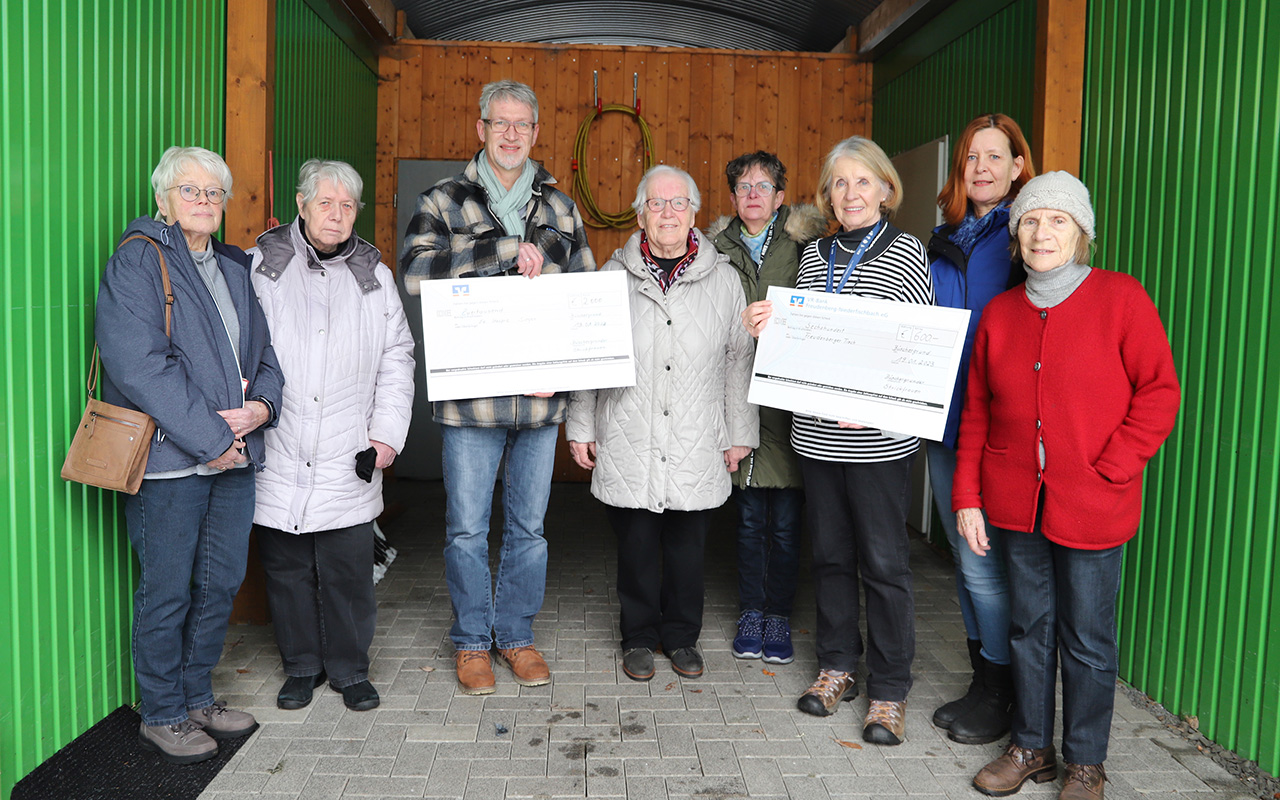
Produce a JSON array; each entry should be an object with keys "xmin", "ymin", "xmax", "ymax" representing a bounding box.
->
[
  {"xmin": 926, "ymin": 114, "xmax": 1034, "ymax": 745},
  {"xmin": 96, "ymin": 146, "xmax": 283, "ymax": 765}
]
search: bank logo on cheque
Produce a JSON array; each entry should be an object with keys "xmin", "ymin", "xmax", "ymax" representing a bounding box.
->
[
  {"xmin": 790, "ymin": 295, "xmax": 805, "ymax": 307},
  {"xmin": 452, "ymin": 284, "xmax": 470, "ymax": 296}
]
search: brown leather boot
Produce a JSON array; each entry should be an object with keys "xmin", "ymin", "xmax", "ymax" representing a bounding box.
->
[
  {"xmin": 1060, "ymin": 763, "xmax": 1106, "ymax": 799},
  {"xmin": 973, "ymin": 743, "xmax": 1058, "ymax": 796},
  {"xmin": 497, "ymin": 645, "xmax": 551, "ymax": 686},
  {"xmin": 455, "ymin": 650, "xmax": 496, "ymax": 695}
]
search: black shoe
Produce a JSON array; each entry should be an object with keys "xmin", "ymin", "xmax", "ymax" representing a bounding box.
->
[
  {"xmin": 948, "ymin": 660, "xmax": 1014, "ymax": 744},
  {"xmin": 668, "ymin": 646, "xmax": 704, "ymax": 678},
  {"xmin": 332, "ymin": 679, "xmax": 380, "ymax": 711},
  {"xmin": 933, "ymin": 639, "xmax": 983, "ymax": 729},
  {"xmin": 622, "ymin": 647, "xmax": 655, "ymax": 681},
  {"xmin": 277, "ymin": 671, "xmax": 326, "ymax": 710}
]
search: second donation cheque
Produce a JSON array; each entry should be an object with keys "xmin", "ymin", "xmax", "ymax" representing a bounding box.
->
[
  {"xmin": 749, "ymin": 286, "xmax": 970, "ymax": 441},
  {"xmin": 420, "ymin": 270, "xmax": 636, "ymax": 401}
]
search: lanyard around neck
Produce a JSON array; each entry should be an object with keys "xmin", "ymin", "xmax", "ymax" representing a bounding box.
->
[{"xmin": 826, "ymin": 220, "xmax": 884, "ymax": 294}]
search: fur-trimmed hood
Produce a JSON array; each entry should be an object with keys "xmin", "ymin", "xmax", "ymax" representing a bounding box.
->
[{"xmin": 704, "ymin": 203, "xmax": 828, "ymax": 244}]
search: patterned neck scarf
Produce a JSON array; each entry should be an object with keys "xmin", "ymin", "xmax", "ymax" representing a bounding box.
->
[
  {"xmin": 639, "ymin": 230, "xmax": 699, "ymax": 293},
  {"xmin": 951, "ymin": 200, "xmax": 1009, "ymax": 256}
]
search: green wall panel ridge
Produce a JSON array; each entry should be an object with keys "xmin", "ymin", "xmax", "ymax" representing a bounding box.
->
[
  {"xmin": 1081, "ymin": 0, "xmax": 1280, "ymax": 776},
  {"xmin": 274, "ymin": 0, "xmax": 380, "ymax": 245},
  {"xmin": 0, "ymin": 1, "xmax": 227, "ymax": 796},
  {"xmin": 873, "ymin": 0, "xmax": 1036, "ymax": 160}
]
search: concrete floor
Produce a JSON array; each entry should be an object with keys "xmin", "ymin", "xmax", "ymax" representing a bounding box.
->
[{"xmin": 200, "ymin": 479, "xmax": 1257, "ymax": 799}]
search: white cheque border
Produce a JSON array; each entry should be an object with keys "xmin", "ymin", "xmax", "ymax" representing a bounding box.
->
[
  {"xmin": 420, "ymin": 271, "xmax": 636, "ymax": 401},
  {"xmin": 747, "ymin": 286, "xmax": 970, "ymax": 441}
]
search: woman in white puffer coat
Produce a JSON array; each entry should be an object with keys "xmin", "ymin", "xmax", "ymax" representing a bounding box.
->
[
  {"xmin": 567, "ymin": 165, "xmax": 757, "ymax": 684},
  {"xmin": 248, "ymin": 159, "xmax": 415, "ymax": 714}
]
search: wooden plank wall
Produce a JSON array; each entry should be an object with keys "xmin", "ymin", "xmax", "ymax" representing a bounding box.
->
[{"xmin": 376, "ymin": 40, "xmax": 872, "ymax": 266}]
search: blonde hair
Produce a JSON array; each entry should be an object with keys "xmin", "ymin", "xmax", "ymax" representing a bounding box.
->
[{"xmin": 814, "ymin": 136, "xmax": 902, "ymax": 223}]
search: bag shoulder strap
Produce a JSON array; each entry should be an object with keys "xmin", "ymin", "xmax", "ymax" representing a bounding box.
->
[{"xmin": 88, "ymin": 235, "xmax": 173, "ymax": 396}]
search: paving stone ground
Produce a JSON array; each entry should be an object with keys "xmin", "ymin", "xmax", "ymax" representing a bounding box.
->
[{"xmin": 201, "ymin": 479, "xmax": 1258, "ymax": 799}]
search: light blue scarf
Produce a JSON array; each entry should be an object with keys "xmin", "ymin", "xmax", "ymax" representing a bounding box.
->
[{"xmin": 477, "ymin": 155, "xmax": 537, "ymax": 237}]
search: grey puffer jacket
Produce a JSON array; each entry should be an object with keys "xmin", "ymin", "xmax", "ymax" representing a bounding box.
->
[
  {"xmin": 566, "ymin": 229, "xmax": 758, "ymax": 513},
  {"xmin": 248, "ymin": 220, "xmax": 416, "ymax": 533}
]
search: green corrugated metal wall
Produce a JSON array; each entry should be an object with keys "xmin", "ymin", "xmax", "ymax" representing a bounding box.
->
[
  {"xmin": 1081, "ymin": 0, "xmax": 1280, "ymax": 775},
  {"xmin": 274, "ymin": 0, "xmax": 380, "ymax": 243},
  {"xmin": 873, "ymin": 0, "xmax": 1036, "ymax": 159},
  {"xmin": 0, "ymin": 1, "xmax": 227, "ymax": 796}
]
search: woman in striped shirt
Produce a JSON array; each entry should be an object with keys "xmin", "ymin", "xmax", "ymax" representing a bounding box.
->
[{"xmin": 743, "ymin": 136, "xmax": 935, "ymax": 745}]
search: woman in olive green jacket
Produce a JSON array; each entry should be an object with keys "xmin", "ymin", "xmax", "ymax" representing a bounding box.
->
[{"xmin": 707, "ymin": 151, "xmax": 827, "ymax": 665}]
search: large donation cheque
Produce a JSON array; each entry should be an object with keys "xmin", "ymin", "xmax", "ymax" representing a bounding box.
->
[
  {"xmin": 420, "ymin": 271, "xmax": 637, "ymax": 402},
  {"xmin": 748, "ymin": 286, "xmax": 971, "ymax": 441}
]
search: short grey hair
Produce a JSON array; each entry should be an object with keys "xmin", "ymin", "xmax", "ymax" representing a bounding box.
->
[
  {"xmin": 297, "ymin": 158, "xmax": 365, "ymax": 210},
  {"xmin": 630, "ymin": 165, "xmax": 702, "ymax": 217},
  {"xmin": 150, "ymin": 146, "xmax": 234, "ymax": 201},
  {"xmin": 479, "ymin": 80, "xmax": 539, "ymax": 122}
]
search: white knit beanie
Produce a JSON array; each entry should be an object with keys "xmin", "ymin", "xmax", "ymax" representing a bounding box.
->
[{"xmin": 1008, "ymin": 171, "xmax": 1096, "ymax": 240}]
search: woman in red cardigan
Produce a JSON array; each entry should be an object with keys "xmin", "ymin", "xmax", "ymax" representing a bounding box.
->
[{"xmin": 952, "ymin": 172, "xmax": 1180, "ymax": 800}]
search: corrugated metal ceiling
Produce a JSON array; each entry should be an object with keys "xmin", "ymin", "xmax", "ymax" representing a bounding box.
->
[{"xmin": 394, "ymin": 0, "xmax": 882, "ymax": 51}]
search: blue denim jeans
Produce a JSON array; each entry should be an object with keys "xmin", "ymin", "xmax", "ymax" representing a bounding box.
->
[
  {"xmin": 734, "ymin": 486, "xmax": 803, "ymax": 617},
  {"xmin": 1002, "ymin": 524, "xmax": 1124, "ymax": 765},
  {"xmin": 926, "ymin": 440, "xmax": 1011, "ymax": 665},
  {"xmin": 123, "ymin": 469, "xmax": 255, "ymax": 725},
  {"xmin": 440, "ymin": 423, "xmax": 557, "ymax": 651}
]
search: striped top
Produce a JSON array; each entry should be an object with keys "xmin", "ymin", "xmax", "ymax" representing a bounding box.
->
[{"xmin": 790, "ymin": 221, "xmax": 935, "ymax": 463}]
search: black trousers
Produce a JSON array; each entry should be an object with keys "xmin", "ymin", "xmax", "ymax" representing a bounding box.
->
[
  {"xmin": 800, "ymin": 454, "xmax": 916, "ymax": 701},
  {"xmin": 257, "ymin": 522, "xmax": 376, "ymax": 687},
  {"xmin": 606, "ymin": 505, "xmax": 712, "ymax": 652}
]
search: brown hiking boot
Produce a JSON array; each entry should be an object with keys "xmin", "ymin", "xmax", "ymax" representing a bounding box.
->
[
  {"xmin": 863, "ymin": 699, "xmax": 907, "ymax": 745},
  {"xmin": 456, "ymin": 650, "xmax": 497, "ymax": 695},
  {"xmin": 796, "ymin": 669, "xmax": 858, "ymax": 716},
  {"xmin": 1060, "ymin": 763, "xmax": 1106, "ymax": 799},
  {"xmin": 138, "ymin": 719, "xmax": 218, "ymax": 764},
  {"xmin": 497, "ymin": 645, "xmax": 551, "ymax": 686},
  {"xmin": 973, "ymin": 743, "xmax": 1058, "ymax": 796},
  {"xmin": 189, "ymin": 701, "xmax": 258, "ymax": 738}
]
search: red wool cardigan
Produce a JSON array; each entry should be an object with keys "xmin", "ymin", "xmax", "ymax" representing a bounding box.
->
[{"xmin": 951, "ymin": 269, "xmax": 1181, "ymax": 549}]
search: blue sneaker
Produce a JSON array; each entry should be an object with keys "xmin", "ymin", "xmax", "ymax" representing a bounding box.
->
[
  {"xmin": 733, "ymin": 610, "xmax": 764, "ymax": 659},
  {"xmin": 762, "ymin": 616, "xmax": 794, "ymax": 664}
]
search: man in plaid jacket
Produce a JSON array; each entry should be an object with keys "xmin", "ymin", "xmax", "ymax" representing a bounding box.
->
[{"xmin": 401, "ymin": 80, "xmax": 595, "ymax": 696}]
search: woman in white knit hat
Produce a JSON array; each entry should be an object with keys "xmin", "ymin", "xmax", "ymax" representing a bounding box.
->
[{"xmin": 952, "ymin": 171, "xmax": 1181, "ymax": 800}]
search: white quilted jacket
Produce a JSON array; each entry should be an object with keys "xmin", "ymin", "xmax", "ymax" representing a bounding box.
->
[
  {"xmin": 566, "ymin": 230, "xmax": 758, "ymax": 512},
  {"xmin": 248, "ymin": 221, "xmax": 416, "ymax": 533}
]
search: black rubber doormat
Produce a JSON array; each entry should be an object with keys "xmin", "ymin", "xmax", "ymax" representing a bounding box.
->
[{"xmin": 12, "ymin": 705, "xmax": 255, "ymax": 800}]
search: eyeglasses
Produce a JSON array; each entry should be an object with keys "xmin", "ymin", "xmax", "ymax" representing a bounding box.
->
[
  {"xmin": 483, "ymin": 119, "xmax": 535, "ymax": 135},
  {"xmin": 169, "ymin": 185, "xmax": 227, "ymax": 204},
  {"xmin": 733, "ymin": 181, "xmax": 776, "ymax": 197},
  {"xmin": 644, "ymin": 197, "xmax": 691, "ymax": 213}
]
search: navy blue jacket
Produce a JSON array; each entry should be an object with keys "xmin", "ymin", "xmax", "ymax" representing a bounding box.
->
[
  {"xmin": 96, "ymin": 216, "xmax": 284, "ymax": 473},
  {"xmin": 927, "ymin": 206, "xmax": 1023, "ymax": 449}
]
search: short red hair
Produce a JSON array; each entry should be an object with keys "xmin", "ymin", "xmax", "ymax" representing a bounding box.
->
[{"xmin": 937, "ymin": 114, "xmax": 1036, "ymax": 227}]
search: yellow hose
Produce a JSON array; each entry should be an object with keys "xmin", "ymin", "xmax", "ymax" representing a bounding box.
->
[{"xmin": 571, "ymin": 104, "xmax": 656, "ymax": 229}]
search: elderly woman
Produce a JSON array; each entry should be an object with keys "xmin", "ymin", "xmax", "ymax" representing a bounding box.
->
[
  {"xmin": 248, "ymin": 159, "xmax": 415, "ymax": 713},
  {"xmin": 743, "ymin": 136, "xmax": 934, "ymax": 745},
  {"xmin": 927, "ymin": 113, "xmax": 1036, "ymax": 744},
  {"xmin": 567, "ymin": 165, "xmax": 757, "ymax": 682},
  {"xmin": 706, "ymin": 151, "xmax": 826, "ymax": 665},
  {"xmin": 955, "ymin": 172, "xmax": 1180, "ymax": 799},
  {"xmin": 95, "ymin": 146, "xmax": 283, "ymax": 763}
]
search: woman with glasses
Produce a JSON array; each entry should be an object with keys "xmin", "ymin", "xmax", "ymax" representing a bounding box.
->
[
  {"xmin": 567, "ymin": 165, "xmax": 758, "ymax": 683},
  {"xmin": 707, "ymin": 151, "xmax": 826, "ymax": 667},
  {"xmin": 95, "ymin": 146, "xmax": 283, "ymax": 763},
  {"xmin": 743, "ymin": 136, "xmax": 934, "ymax": 745}
]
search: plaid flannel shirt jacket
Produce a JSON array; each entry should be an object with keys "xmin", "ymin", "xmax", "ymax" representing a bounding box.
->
[{"xmin": 401, "ymin": 152, "xmax": 596, "ymax": 428}]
